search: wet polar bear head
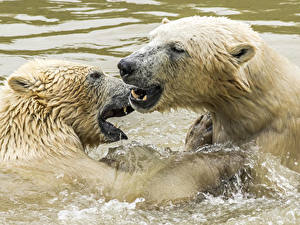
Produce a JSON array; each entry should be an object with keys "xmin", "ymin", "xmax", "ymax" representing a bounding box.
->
[
  {"xmin": 118, "ymin": 16, "xmax": 260, "ymax": 113},
  {"xmin": 0, "ymin": 59, "xmax": 134, "ymax": 161}
]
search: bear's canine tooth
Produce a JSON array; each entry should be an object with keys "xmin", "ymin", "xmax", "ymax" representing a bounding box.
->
[
  {"xmin": 123, "ymin": 106, "xmax": 127, "ymax": 114},
  {"xmin": 142, "ymin": 95, "xmax": 147, "ymax": 101},
  {"xmin": 131, "ymin": 89, "xmax": 140, "ymax": 99}
]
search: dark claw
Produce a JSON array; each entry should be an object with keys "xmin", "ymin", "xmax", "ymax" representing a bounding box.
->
[{"xmin": 185, "ymin": 113, "xmax": 213, "ymax": 152}]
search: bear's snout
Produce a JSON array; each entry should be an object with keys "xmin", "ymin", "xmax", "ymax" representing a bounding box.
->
[{"xmin": 118, "ymin": 58, "xmax": 137, "ymax": 81}]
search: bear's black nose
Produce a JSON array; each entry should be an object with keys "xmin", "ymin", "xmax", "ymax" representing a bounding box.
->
[{"xmin": 118, "ymin": 59, "xmax": 136, "ymax": 79}]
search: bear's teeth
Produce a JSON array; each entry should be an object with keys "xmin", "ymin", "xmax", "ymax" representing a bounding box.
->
[
  {"xmin": 142, "ymin": 95, "xmax": 147, "ymax": 101},
  {"xmin": 131, "ymin": 89, "xmax": 140, "ymax": 99},
  {"xmin": 123, "ymin": 106, "xmax": 127, "ymax": 114}
]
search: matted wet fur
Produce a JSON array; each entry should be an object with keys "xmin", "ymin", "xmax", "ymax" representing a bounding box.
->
[
  {"xmin": 118, "ymin": 16, "xmax": 300, "ymax": 172},
  {"xmin": 0, "ymin": 59, "xmax": 246, "ymax": 205}
]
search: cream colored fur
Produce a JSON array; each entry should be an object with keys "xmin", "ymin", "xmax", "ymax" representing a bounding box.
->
[
  {"xmin": 0, "ymin": 59, "xmax": 245, "ymax": 205},
  {"xmin": 120, "ymin": 16, "xmax": 300, "ymax": 172}
]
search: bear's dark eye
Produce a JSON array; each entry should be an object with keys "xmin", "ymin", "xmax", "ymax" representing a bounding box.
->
[
  {"xmin": 232, "ymin": 48, "xmax": 248, "ymax": 59},
  {"xmin": 170, "ymin": 44, "xmax": 185, "ymax": 53},
  {"xmin": 89, "ymin": 71, "xmax": 102, "ymax": 80}
]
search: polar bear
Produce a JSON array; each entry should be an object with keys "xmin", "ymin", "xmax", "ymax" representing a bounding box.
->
[
  {"xmin": 0, "ymin": 59, "xmax": 245, "ymax": 205},
  {"xmin": 118, "ymin": 16, "xmax": 300, "ymax": 172}
]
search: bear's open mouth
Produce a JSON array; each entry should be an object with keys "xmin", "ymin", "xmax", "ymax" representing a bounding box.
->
[
  {"xmin": 98, "ymin": 105, "xmax": 134, "ymax": 142},
  {"xmin": 129, "ymin": 85, "xmax": 163, "ymax": 111}
]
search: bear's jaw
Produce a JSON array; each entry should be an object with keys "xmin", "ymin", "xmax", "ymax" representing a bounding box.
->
[
  {"xmin": 128, "ymin": 85, "xmax": 163, "ymax": 113},
  {"xmin": 98, "ymin": 104, "xmax": 134, "ymax": 142}
]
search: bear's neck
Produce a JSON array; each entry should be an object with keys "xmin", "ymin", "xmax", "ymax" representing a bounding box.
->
[
  {"xmin": 209, "ymin": 46, "xmax": 300, "ymax": 143},
  {"xmin": 0, "ymin": 91, "xmax": 84, "ymax": 162}
]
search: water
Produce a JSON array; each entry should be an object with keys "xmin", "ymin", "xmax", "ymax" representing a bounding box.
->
[{"xmin": 0, "ymin": 0, "xmax": 300, "ymax": 224}]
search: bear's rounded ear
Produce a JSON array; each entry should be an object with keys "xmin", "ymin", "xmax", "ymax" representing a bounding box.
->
[
  {"xmin": 162, "ymin": 18, "xmax": 170, "ymax": 24},
  {"xmin": 229, "ymin": 43, "xmax": 255, "ymax": 64},
  {"xmin": 8, "ymin": 76, "xmax": 32, "ymax": 93}
]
